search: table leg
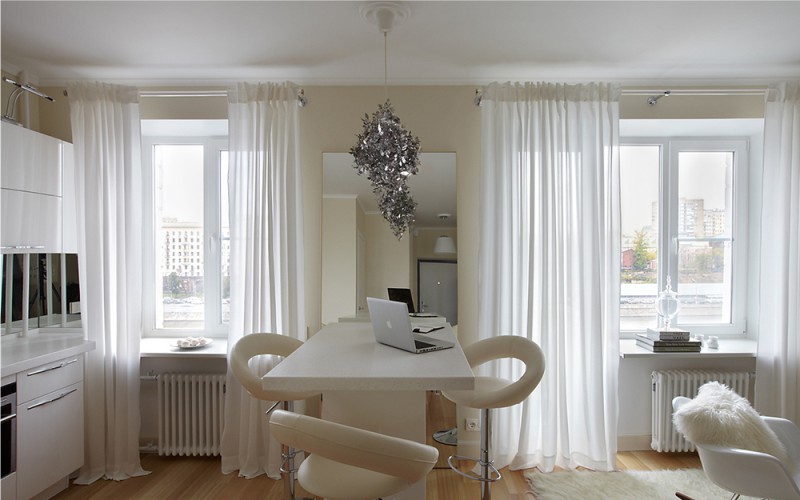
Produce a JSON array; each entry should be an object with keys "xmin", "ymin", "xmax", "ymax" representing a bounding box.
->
[{"xmin": 322, "ymin": 390, "xmax": 427, "ymax": 500}]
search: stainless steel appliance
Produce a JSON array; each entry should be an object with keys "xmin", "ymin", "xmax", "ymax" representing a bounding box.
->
[{"xmin": 1, "ymin": 382, "xmax": 16, "ymax": 479}]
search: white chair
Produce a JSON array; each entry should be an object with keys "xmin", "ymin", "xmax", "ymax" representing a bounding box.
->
[
  {"xmin": 269, "ymin": 409, "xmax": 439, "ymax": 500},
  {"xmin": 229, "ymin": 333, "xmax": 320, "ymax": 500},
  {"xmin": 442, "ymin": 335, "xmax": 545, "ymax": 500},
  {"xmin": 673, "ymin": 396, "xmax": 800, "ymax": 500}
]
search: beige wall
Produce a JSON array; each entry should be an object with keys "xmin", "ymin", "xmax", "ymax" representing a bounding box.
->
[
  {"xmin": 27, "ymin": 83, "xmax": 766, "ymax": 351},
  {"xmin": 26, "ymin": 83, "xmax": 483, "ymax": 345},
  {"xmin": 321, "ymin": 196, "xmax": 358, "ymax": 325},
  {"xmin": 300, "ymin": 86, "xmax": 481, "ymax": 345}
]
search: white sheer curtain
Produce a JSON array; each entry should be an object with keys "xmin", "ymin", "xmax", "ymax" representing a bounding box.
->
[
  {"xmin": 221, "ymin": 82, "xmax": 305, "ymax": 479},
  {"xmin": 755, "ymin": 81, "xmax": 800, "ymax": 422},
  {"xmin": 479, "ymin": 82, "xmax": 620, "ymax": 472},
  {"xmin": 67, "ymin": 82, "xmax": 149, "ymax": 483}
]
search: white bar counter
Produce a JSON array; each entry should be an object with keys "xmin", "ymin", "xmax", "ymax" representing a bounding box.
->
[
  {"xmin": 263, "ymin": 321, "xmax": 474, "ymax": 500},
  {"xmin": 263, "ymin": 322, "xmax": 473, "ymax": 393}
]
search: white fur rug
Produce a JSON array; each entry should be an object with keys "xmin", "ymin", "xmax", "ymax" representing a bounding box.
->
[{"xmin": 525, "ymin": 469, "xmax": 756, "ymax": 500}]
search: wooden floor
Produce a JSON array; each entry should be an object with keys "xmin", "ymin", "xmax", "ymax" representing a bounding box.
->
[
  {"xmin": 53, "ymin": 392, "xmax": 701, "ymax": 499},
  {"xmin": 52, "ymin": 450, "xmax": 702, "ymax": 500}
]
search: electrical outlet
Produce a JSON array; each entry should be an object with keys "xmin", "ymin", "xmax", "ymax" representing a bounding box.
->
[{"xmin": 465, "ymin": 418, "xmax": 480, "ymax": 431}]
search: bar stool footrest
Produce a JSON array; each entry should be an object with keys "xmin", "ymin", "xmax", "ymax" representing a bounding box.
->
[{"xmin": 447, "ymin": 454, "xmax": 502, "ymax": 483}]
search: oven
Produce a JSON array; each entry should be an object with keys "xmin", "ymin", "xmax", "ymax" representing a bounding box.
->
[{"xmin": 1, "ymin": 382, "xmax": 16, "ymax": 479}]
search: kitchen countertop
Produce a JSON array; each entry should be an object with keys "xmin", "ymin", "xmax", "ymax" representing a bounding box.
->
[{"xmin": 1, "ymin": 331, "xmax": 96, "ymax": 377}]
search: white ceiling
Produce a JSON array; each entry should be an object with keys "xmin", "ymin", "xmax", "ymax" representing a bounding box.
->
[{"xmin": 3, "ymin": 1, "xmax": 800, "ymax": 87}]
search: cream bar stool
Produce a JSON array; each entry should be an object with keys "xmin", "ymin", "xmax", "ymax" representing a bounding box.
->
[
  {"xmin": 269, "ymin": 409, "xmax": 439, "ymax": 500},
  {"xmin": 229, "ymin": 333, "xmax": 320, "ymax": 500},
  {"xmin": 442, "ymin": 335, "xmax": 545, "ymax": 500}
]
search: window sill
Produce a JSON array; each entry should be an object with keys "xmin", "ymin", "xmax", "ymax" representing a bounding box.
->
[
  {"xmin": 619, "ymin": 338, "xmax": 756, "ymax": 359},
  {"xmin": 140, "ymin": 337, "xmax": 228, "ymax": 358}
]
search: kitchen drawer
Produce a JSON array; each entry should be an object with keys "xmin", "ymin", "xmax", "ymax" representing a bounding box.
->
[
  {"xmin": 17, "ymin": 381, "xmax": 83, "ymax": 500},
  {"xmin": 17, "ymin": 355, "xmax": 82, "ymax": 404}
]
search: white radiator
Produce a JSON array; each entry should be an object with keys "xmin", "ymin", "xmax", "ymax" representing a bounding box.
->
[
  {"xmin": 157, "ymin": 373, "xmax": 226, "ymax": 456},
  {"xmin": 651, "ymin": 369, "xmax": 752, "ymax": 452}
]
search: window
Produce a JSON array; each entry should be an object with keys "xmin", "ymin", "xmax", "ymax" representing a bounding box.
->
[
  {"xmin": 142, "ymin": 120, "xmax": 229, "ymax": 337},
  {"xmin": 620, "ymin": 136, "xmax": 748, "ymax": 336}
]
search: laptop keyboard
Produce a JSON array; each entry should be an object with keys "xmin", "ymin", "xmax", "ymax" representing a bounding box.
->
[{"xmin": 415, "ymin": 339, "xmax": 435, "ymax": 349}]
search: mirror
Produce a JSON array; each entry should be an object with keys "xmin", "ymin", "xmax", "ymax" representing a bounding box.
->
[
  {"xmin": 322, "ymin": 152, "xmax": 459, "ymax": 456},
  {"xmin": 1, "ymin": 253, "xmax": 81, "ymax": 335},
  {"xmin": 321, "ymin": 152, "xmax": 456, "ymax": 324}
]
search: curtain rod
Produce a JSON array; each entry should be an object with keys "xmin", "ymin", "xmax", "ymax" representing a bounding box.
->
[
  {"xmin": 61, "ymin": 88, "xmax": 309, "ymax": 107},
  {"xmin": 621, "ymin": 88, "xmax": 767, "ymax": 96},
  {"xmin": 472, "ymin": 87, "xmax": 767, "ymax": 106}
]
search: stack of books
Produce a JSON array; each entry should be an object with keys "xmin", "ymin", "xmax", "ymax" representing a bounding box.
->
[{"xmin": 636, "ymin": 328, "xmax": 701, "ymax": 352}]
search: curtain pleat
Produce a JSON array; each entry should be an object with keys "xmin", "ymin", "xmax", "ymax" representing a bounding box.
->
[
  {"xmin": 67, "ymin": 81, "xmax": 149, "ymax": 483},
  {"xmin": 755, "ymin": 81, "xmax": 800, "ymax": 422},
  {"xmin": 221, "ymin": 82, "xmax": 304, "ymax": 479},
  {"xmin": 479, "ymin": 82, "xmax": 620, "ymax": 472}
]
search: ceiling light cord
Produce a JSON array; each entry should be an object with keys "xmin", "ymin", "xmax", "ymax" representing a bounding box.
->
[{"xmin": 384, "ymin": 31, "xmax": 389, "ymax": 101}]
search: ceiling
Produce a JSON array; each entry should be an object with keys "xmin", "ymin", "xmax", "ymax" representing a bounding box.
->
[{"xmin": 2, "ymin": 1, "xmax": 800, "ymax": 87}]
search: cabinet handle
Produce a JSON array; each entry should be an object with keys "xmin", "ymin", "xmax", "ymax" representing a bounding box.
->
[
  {"xmin": 26, "ymin": 358, "xmax": 78, "ymax": 376},
  {"xmin": 27, "ymin": 388, "xmax": 78, "ymax": 410},
  {"xmin": 0, "ymin": 413, "xmax": 16, "ymax": 423}
]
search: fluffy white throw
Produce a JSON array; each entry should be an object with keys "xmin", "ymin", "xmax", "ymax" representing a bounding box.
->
[{"xmin": 673, "ymin": 381, "xmax": 788, "ymax": 463}]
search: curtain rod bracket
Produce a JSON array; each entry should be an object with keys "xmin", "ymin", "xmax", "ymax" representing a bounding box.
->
[{"xmin": 647, "ymin": 90, "xmax": 671, "ymax": 106}]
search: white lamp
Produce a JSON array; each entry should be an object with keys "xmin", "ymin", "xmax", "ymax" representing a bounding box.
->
[
  {"xmin": 433, "ymin": 213, "xmax": 456, "ymax": 254},
  {"xmin": 433, "ymin": 235, "xmax": 456, "ymax": 254}
]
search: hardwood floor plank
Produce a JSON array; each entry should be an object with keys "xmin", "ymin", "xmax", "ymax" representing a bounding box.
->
[
  {"xmin": 54, "ymin": 449, "xmax": 699, "ymax": 499},
  {"xmin": 52, "ymin": 395, "xmax": 699, "ymax": 499}
]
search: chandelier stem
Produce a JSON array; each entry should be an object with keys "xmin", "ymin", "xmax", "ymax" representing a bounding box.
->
[{"xmin": 384, "ymin": 31, "xmax": 388, "ymax": 101}]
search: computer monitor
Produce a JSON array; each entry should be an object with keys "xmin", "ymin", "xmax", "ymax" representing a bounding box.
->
[{"xmin": 387, "ymin": 287, "xmax": 415, "ymax": 313}]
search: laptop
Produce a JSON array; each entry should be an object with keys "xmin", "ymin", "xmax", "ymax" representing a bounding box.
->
[
  {"xmin": 387, "ymin": 287, "xmax": 416, "ymax": 313},
  {"xmin": 367, "ymin": 297, "xmax": 454, "ymax": 353},
  {"xmin": 387, "ymin": 287, "xmax": 439, "ymax": 318}
]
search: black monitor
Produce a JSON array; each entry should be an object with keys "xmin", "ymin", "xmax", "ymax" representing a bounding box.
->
[{"xmin": 387, "ymin": 287, "xmax": 415, "ymax": 314}]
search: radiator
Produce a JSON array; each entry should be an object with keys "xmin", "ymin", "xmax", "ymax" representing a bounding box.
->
[
  {"xmin": 651, "ymin": 369, "xmax": 752, "ymax": 452},
  {"xmin": 157, "ymin": 373, "xmax": 226, "ymax": 456}
]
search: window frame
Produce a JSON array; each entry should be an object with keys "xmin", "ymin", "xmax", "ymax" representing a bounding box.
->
[
  {"xmin": 620, "ymin": 136, "xmax": 749, "ymax": 337},
  {"xmin": 141, "ymin": 135, "xmax": 229, "ymax": 338}
]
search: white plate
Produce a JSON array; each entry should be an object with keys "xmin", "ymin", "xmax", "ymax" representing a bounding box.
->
[{"xmin": 170, "ymin": 337, "xmax": 213, "ymax": 349}]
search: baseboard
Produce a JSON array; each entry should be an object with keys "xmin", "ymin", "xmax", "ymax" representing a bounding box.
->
[{"xmin": 617, "ymin": 434, "xmax": 652, "ymax": 451}]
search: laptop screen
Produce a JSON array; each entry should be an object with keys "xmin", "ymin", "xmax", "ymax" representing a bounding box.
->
[{"xmin": 387, "ymin": 287, "xmax": 415, "ymax": 313}]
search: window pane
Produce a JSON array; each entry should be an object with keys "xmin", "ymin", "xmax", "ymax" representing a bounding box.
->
[
  {"xmin": 155, "ymin": 144, "xmax": 204, "ymax": 329},
  {"xmin": 677, "ymin": 151, "xmax": 734, "ymax": 324},
  {"xmin": 620, "ymin": 145, "xmax": 660, "ymax": 330},
  {"xmin": 220, "ymin": 151, "xmax": 230, "ymax": 324}
]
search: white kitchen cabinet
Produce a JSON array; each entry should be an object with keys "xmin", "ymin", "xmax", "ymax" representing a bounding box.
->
[
  {"xmin": 0, "ymin": 189, "xmax": 62, "ymax": 252},
  {"xmin": 0, "ymin": 122, "xmax": 62, "ymax": 197},
  {"xmin": 15, "ymin": 355, "xmax": 84, "ymax": 500},
  {"xmin": 1, "ymin": 122, "xmax": 67, "ymax": 254}
]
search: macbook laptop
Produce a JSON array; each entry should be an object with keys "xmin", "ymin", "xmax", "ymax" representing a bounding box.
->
[
  {"xmin": 367, "ymin": 297, "xmax": 454, "ymax": 354},
  {"xmin": 387, "ymin": 287, "xmax": 438, "ymax": 318},
  {"xmin": 387, "ymin": 287, "xmax": 416, "ymax": 313}
]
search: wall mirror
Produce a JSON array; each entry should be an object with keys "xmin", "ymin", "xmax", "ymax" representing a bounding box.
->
[
  {"xmin": 1, "ymin": 253, "xmax": 81, "ymax": 335},
  {"xmin": 321, "ymin": 152, "xmax": 456, "ymax": 325}
]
